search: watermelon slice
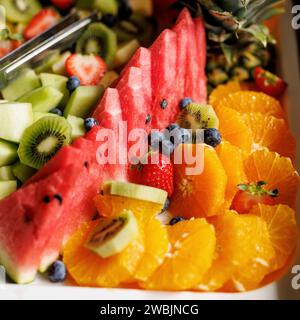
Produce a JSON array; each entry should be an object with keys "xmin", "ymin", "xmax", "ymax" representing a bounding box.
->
[
  {"xmin": 150, "ymin": 28, "xmax": 179, "ymax": 129},
  {"xmin": 0, "ymin": 165, "xmax": 83, "ymax": 283},
  {"xmin": 172, "ymin": 9, "xmax": 189, "ymax": 103},
  {"xmin": 194, "ymin": 17, "xmax": 207, "ymax": 103}
]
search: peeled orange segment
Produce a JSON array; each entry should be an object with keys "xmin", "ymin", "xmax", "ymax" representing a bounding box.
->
[
  {"xmin": 94, "ymin": 194, "xmax": 169, "ymax": 282},
  {"xmin": 170, "ymin": 144, "xmax": 227, "ymax": 218},
  {"xmin": 217, "ymin": 91, "xmax": 285, "ymax": 119},
  {"xmin": 221, "ymin": 214, "xmax": 275, "ymax": 293},
  {"xmin": 216, "ymin": 106, "xmax": 252, "ymax": 154},
  {"xmin": 197, "ymin": 211, "xmax": 274, "ymax": 292},
  {"xmin": 63, "ymin": 220, "xmax": 144, "ymax": 288},
  {"xmin": 243, "ymin": 113, "xmax": 296, "ymax": 160},
  {"xmin": 244, "ymin": 150, "xmax": 300, "ymax": 208},
  {"xmin": 216, "ymin": 141, "xmax": 247, "ymax": 203},
  {"xmin": 134, "ymin": 216, "xmax": 169, "ymax": 282},
  {"xmin": 94, "ymin": 194, "xmax": 164, "ymax": 219},
  {"xmin": 250, "ymin": 204, "xmax": 298, "ymax": 271},
  {"xmin": 141, "ymin": 219, "xmax": 216, "ymax": 291},
  {"xmin": 209, "ymin": 81, "xmax": 241, "ymax": 108}
]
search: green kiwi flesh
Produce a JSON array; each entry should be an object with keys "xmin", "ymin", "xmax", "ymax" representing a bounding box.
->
[
  {"xmin": 18, "ymin": 116, "xmax": 72, "ymax": 169},
  {"xmin": 0, "ymin": 0, "xmax": 41, "ymax": 23}
]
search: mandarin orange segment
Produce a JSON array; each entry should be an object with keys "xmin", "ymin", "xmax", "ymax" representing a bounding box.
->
[
  {"xmin": 243, "ymin": 113, "xmax": 296, "ymax": 160},
  {"xmin": 217, "ymin": 91, "xmax": 285, "ymax": 119},
  {"xmin": 94, "ymin": 194, "xmax": 164, "ymax": 220},
  {"xmin": 244, "ymin": 149, "xmax": 300, "ymax": 208},
  {"xmin": 223, "ymin": 214, "xmax": 275, "ymax": 292},
  {"xmin": 216, "ymin": 141, "xmax": 247, "ymax": 203},
  {"xmin": 134, "ymin": 216, "xmax": 169, "ymax": 282},
  {"xmin": 63, "ymin": 220, "xmax": 144, "ymax": 288},
  {"xmin": 216, "ymin": 106, "xmax": 252, "ymax": 154},
  {"xmin": 250, "ymin": 204, "xmax": 298, "ymax": 271},
  {"xmin": 170, "ymin": 144, "xmax": 227, "ymax": 218},
  {"xmin": 141, "ymin": 219, "xmax": 216, "ymax": 291},
  {"xmin": 209, "ymin": 81, "xmax": 242, "ymax": 108},
  {"xmin": 197, "ymin": 211, "xmax": 274, "ymax": 292}
]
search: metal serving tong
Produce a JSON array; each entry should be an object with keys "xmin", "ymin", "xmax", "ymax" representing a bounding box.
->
[{"xmin": 0, "ymin": 10, "xmax": 100, "ymax": 89}]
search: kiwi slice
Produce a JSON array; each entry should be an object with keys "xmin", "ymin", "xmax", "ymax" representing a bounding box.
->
[
  {"xmin": 0, "ymin": 0, "xmax": 41, "ymax": 23},
  {"xmin": 177, "ymin": 103, "xmax": 220, "ymax": 131},
  {"xmin": 18, "ymin": 116, "xmax": 72, "ymax": 169},
  {"xmin": 76, "ymin": 23, "xmax": 117, "ymax": 67},
  {"xmin": 103, "ymin": 181, "xmax": 168, "ymax": 205},
  {"xmin": 85, "ymin": 210, "xmax": 139, "ymax": 258}
]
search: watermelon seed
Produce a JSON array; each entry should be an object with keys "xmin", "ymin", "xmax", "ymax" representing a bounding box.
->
[
  {"xmin": 146, "ymin": 114, "xmax": 152, "ymax": 124},
  {"xmin": 54, "ymin": 194, "xmax": 63, "ymax": 205},
  {"xmin": 160, "ymin": 99, "xmax": 168, "ymax": 110},
  {"xmin": 84, "ymin": 161, "xmax": 89, "ymax": 168},
  {"xmin": 43, "ymin": 196, "xmax": 51, "ymax": 204}
]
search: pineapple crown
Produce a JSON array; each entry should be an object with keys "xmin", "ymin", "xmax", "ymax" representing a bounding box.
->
[{"xmin": 172, "ymin": 0, "xmax": 285, "ymax": 47}]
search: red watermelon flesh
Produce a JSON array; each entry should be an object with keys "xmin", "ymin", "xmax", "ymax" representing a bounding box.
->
[
  {"xmin": 0, "ymin": 165, "xmax": 82, "ymax": 283},
  {"xmin": 194, "ymin": 17, "xmax": 207, "ymax": 103},
  {"xmin": 150, "ymin": 28, "xmax": 179, "ymax": 129},
  {"xmin": 172, "ymin": 9, "xmax": 189, "ymax": 103}
]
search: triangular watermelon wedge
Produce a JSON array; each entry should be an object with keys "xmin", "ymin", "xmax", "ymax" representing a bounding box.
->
[{"xmin": 150, "ymin": 28, "xmax": 179, "ymax": 129}]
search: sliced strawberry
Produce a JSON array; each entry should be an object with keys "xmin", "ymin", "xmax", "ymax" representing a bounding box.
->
[
  {"xmin": 65, "ymin": 54, "xmax": 107, "ymax": 86},
  {"xmin": 24, "ymin": 8, "xmax": 61, "ymax": 40},
  {"xmin": 231, "ymin": 181, "xmax": 278, "ymax": 214},
  {"xmin": 51, "ymin": 0, "xmax": 74, "ymax": 10}
]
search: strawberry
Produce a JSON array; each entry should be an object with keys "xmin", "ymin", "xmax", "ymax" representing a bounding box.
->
[
  {"xmin": 254, "ymin": 67, "xmax": 287, "ymax": 98},
  {"xmin": 231, "ymin": 181, "xmax": 278, "ymax": 214},
  {"xmin": 131, "ymin": 153, "xmax": 174, "ymax": 197},
  {"xmin": 65, "ymin": 54, "xmax": 107, "ymax": 86},
  {"xmin": 51, "ymin": 0, "xmax": 74, "ymax": 10},
  {"xmin": 24, "ymin": 8, "xmax": 61, "ymax": 40}
]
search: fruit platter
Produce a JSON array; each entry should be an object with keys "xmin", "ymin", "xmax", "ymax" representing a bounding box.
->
[{"xmin": 0, "ymin": 0, "xmax": 299, "ymax": 300}]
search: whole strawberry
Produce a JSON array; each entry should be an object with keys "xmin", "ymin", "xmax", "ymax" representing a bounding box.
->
[{"xmin": 131, "ymin": 153, "xmax": 174, "ymax": 197}]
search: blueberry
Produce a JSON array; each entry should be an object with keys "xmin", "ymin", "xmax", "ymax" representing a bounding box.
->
[
  {"xmin": 101, "ymin": 14, "xmax": 118, "ymax": 27},
  {"xmin": 148, "ymin": 131, "xmax": 165, "ymax": 150},
  {"xmin": 118, "ymin": 0, "xmax": 133, "ymax": 19},
  {"xmin": 50, "ymin": 108, "xmax": 63, "ymax": 116},
  {"xmin": 48, "ymin": 261, "xmax": 67, "ymax": 283},
  {"xmin": 169, "ymin": 216, "xmax": 185, "ymax": 226},
  {"xmin": 161, "ymin": 140, "xmax": 175, "ymax": 156},
  {"xmin": 180, "ymin": 98, "xmax": 193, "ymax": 110},
  {"xmin": 84, "ymin": 118, "xmax": 99, "ymax": 131},
  {"xmin": 204, "ymin": 128, "xmax": 222, "ymax": 148},
  {"xmin": 162, "ymin": 198, "xmax": 171, "ymax": 212},
  {"xmin": 66, "ymin": 76, "xmax": 80, "ymax": 92}
]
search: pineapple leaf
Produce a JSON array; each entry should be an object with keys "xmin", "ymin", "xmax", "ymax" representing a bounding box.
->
[
  {"xmin": 220, "ymin": 43, "xmax": 235, "ymax": 66},
  {"xmin": 240, "ymin": 24, "xmax": 269, "ymax": 47}
]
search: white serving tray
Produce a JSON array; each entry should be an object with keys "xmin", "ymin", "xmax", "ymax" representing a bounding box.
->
[{"xmin": 0, "ymin": 1, "xmax": 299, "ymax": 300}]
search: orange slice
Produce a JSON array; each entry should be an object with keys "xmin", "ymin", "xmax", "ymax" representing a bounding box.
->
[
  {"xmin": 209, "ymin": 81, "xmax": 242, "ymax": 108},
  {"xmin": 217, "ymin": 91, "xmax": 285, "ymax": 119},
  {"xmin": 244, "ymin": 149, "xmax": 300, "ymax": 208},
  {"xmin": 250, "ymin": 204, "xmax": 298, "ymax": 271},
  {"xmin": 63, "ymin": 220, "xmax": 144, "ymax": 288},
  {"xmin": 170, "ymin": 144, "xmax": 227, "ymax": 218},
  {"xmin": 141, "ymin": 219, "xmax": 216, "ymax": 291},
  {"xmin": 216, "ymin": 106, "xmax": 252, "ymax": 154},
  {"xmin": 216, "ymin": 141, "xmax": 247, "ymax": 203},
  {"xmin": 243, "ymin": 113, "xmax": 296, "ymax": 160},
  {"xmin": 197, "ymin": 211, "xmax": 274, "ymax": 292}
]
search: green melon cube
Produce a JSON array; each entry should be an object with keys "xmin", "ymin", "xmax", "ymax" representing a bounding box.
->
[
  {"xmin": 0, "ymin": 140, "xmax": 18, "ymax": 167},
  {"xmin": 64, "ymin": 85, "xmax": 104, "ymax": 118},
  {"xmin": 67, "ymin": 115, "xmax": 86, "ymax": 140},
  {"xmin": 13, "ymin": 162, "xmax": 37, "ymax": 183},
  {"xmin": 0, "ymin": 166, "xmax": 15, "ymax": 181},
  {"xmin": 1, "ymin": 69, "xmax": 41, "ymax": 101},
  {"xmin": 0, "ymin": 181, "xmax": 17, "ymax": 200},
  {"xmin": 18, "ymin": 87, "xmax": 64, "ymax": 113},
  {"xmin": 40, "ymin": 73, "xmax": 70, "ymax": 107},
  {"xmin": 0, "ymin": 103, "xmax": 33, "ymax": 143}
]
